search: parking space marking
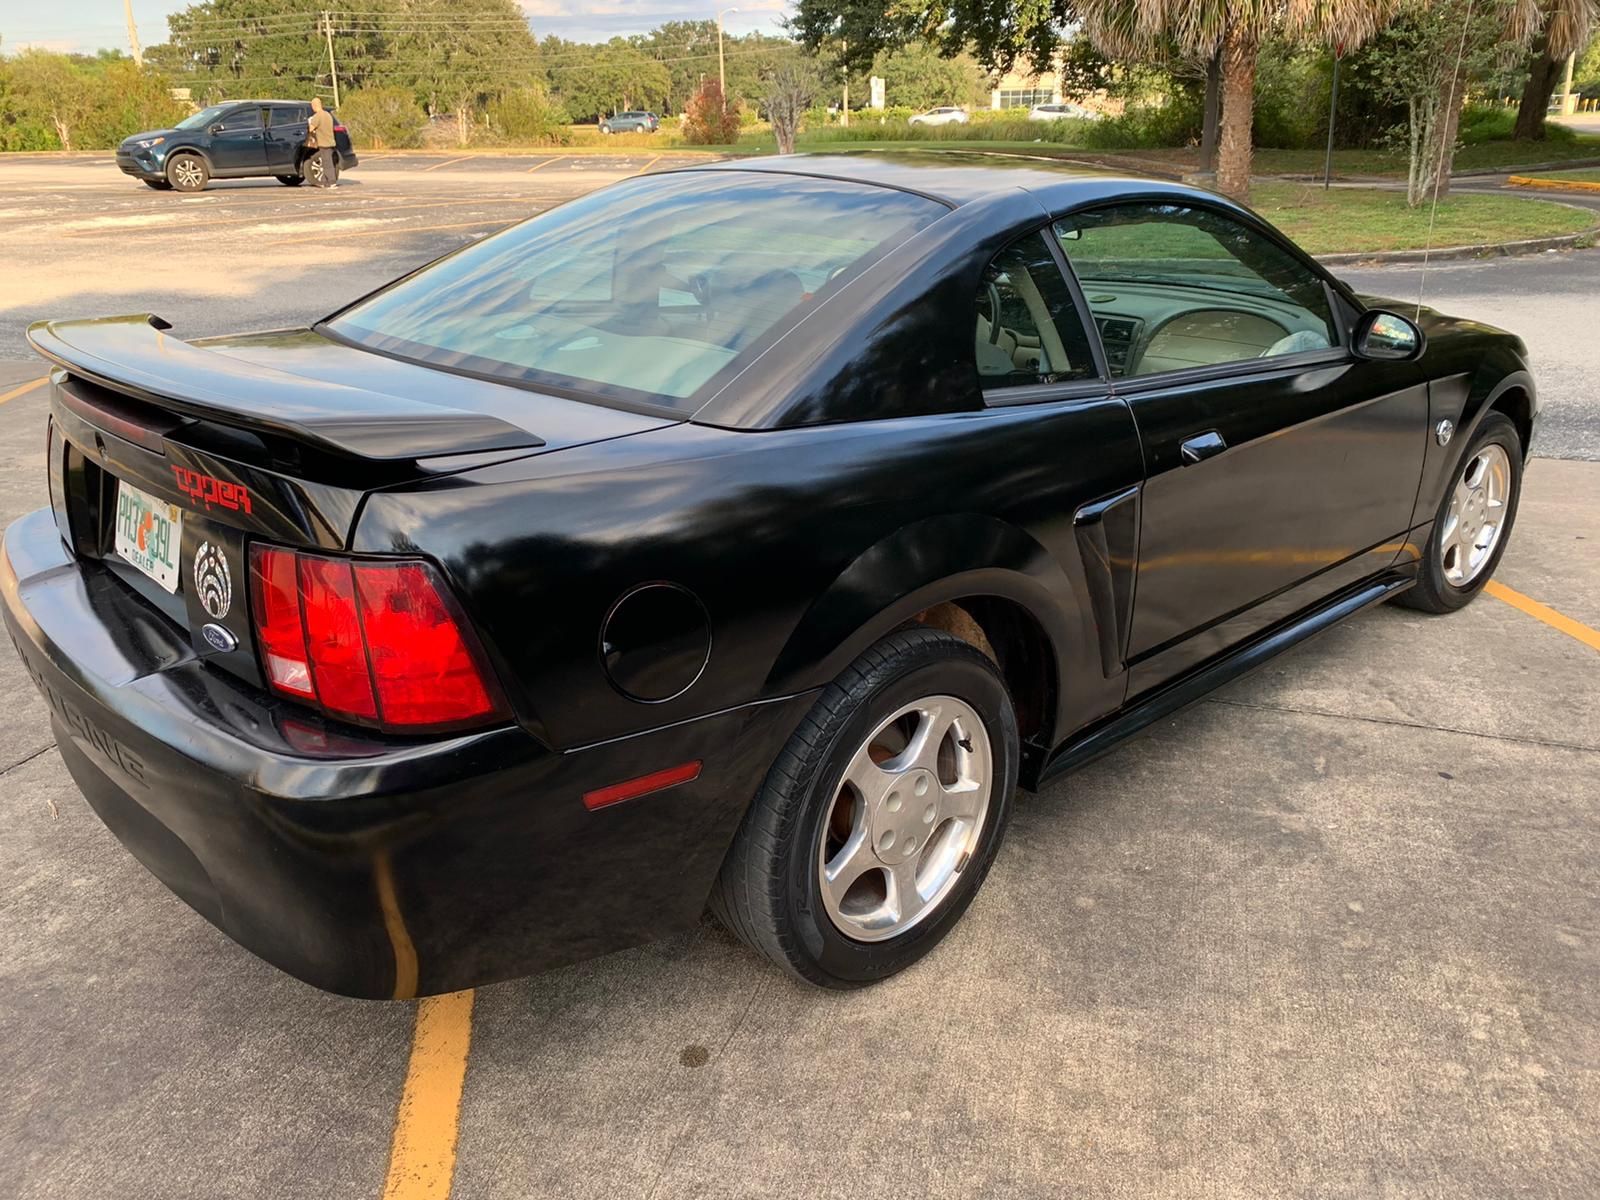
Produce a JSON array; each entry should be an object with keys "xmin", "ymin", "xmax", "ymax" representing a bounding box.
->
[
  {"xmin": 0, "ymin": 377, "xmax": 47, "ymax": 405},
  {"xmin": 382, "ymin": 989, "xmax": 476, "ymax": 1200},
  {"xmin": 56, "ymin": 196, "xmax": 544, "ymax": 238},
  {"xmin": 1486, "ymin": 580, "xmax": 1600, "ymax": 653},
  {"xmin": 269, "ymin": 217, "xmax": 519, "ymax": 246},
  {"xmin": 525, "ymin": 155, "xmax": 565, "ymax": 173},
  {"xmin": 421, "ymin": 156, "xmax": 475, "ymax": 172},
  {"xmin": 635, "ymin": 154, "xmax": 664, "ymax": 174}
]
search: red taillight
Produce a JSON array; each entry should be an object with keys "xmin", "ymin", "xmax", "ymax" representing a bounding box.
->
[
  {"xmin": 333, "ymin": 123, "xmax": 347, "ymax": 133},
  {"xmin": 353, "ymin": 561, "xmax": 496, "ymax": 727},
  {"xmin": 248, "ymin": 546, "xmax": 503, "ymax": 732}
]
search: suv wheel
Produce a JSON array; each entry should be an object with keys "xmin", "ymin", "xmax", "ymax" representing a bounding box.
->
[
  {"xmin": 1396, "ymin": 411, "xmax": 1522, "ymax": 613},
  {"xmin": 143, "ymin": 179, "xmax": 172, "ymax": 190},
  {"xmin": 166, "ymin": 153, "xmax": 209, "ymax": 192},
  {"xmin": 711, "ymin": 627, "xmax": 1019, "ymax": 987},
  {"xmin": 276, "ymin": 174, "xmax": 304, "ymax": 186}
]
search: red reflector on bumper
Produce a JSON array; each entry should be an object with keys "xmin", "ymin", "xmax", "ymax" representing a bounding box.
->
[{"xmin": 582, "ymin": 761, "xmax": 702, "ymax": 811}]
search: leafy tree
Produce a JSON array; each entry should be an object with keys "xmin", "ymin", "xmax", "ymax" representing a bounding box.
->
[
  {"xmin": 682, "ymin": 78, "xmax": 741, "ymax": 144},
  {"xmin": 8, "ymin": 49, "xmax": 95, "ymax": 150},
  {"xmin": 1352, "ymin": 0, "xmax": 1520, "ymax": 204},
  {"xmin": 486, "ymin": 85, "xmax": 567, "ymax": 144},
  {"xmin": 545, "ymin": 37, "xmax": 670, "ymax": 121},
  {"xmin": 876, "ymin": 44, "xmax": 987, "ymax": 109},
  {"xmin": 338, "ymin": 85, "xmax": 425, "ymax": 148},
  {"xmin": 766, "ymin": 61, "xmax": 819, "ymax": 151}
]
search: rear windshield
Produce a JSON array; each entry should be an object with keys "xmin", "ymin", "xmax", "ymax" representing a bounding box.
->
[{"xmin": 324, "ymin": 171, "xmax": 945, "ymax": 413}]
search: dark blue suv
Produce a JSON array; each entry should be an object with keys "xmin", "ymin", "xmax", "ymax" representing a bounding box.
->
[{"xmin": 116, "ymin": 99, "xmax": 359, "ymax": 192}]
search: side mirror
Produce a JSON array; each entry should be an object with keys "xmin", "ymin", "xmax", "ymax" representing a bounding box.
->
[
  {"xmin": 1353, "ymin": 309, "xmax": 1424, "ymax": 361},
  {"xmin": 209, "ymin": 123, "xmax": 225, "ymax": 134}
]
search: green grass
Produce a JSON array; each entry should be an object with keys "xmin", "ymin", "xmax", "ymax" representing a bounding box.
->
[
  {"xmin": 1126, "ymin": 137, "xmax": 1600, "ymax": 178},
  {"xmin": 1249, "ymin": 182, "xmax": 1594, "ymax": 254}
]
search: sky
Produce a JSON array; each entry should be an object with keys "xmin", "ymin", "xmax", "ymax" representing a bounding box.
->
[{"xmin": 2, "ymin": 0, "xmax": 794, "ymax": 54}]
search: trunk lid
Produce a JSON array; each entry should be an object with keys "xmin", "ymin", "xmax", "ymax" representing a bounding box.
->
[{"xmin": 32, "ymin": 314, "xmax": 677, "ymax": 700}]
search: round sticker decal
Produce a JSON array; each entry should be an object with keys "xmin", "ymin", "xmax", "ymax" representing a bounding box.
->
[{"xmin": 193, "ymin": 542, "xmax": 232, "ymax": 620}]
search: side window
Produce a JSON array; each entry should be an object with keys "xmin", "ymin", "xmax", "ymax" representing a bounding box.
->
[
  {"xmin": 215, "ymin": 107, "xmax": 263, "ymax": 133},
  {"xmin": 1053, "ymin": 203, "xmax": 1337, "ymax": 379},
  {"xmin": 269, "ymin": 106, "xmax": 307, "ymax": 128},
  {"xmin": 974, "ymin": 232, "xmax": 1097, "ymax": 389}
]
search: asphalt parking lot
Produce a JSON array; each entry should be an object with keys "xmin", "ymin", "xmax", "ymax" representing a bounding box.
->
[{"xmin": 1, "ymin": 154, "xmax": 1598, "ymax": 1200}]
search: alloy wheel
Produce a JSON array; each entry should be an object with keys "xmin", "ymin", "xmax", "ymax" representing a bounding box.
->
[
  {"xmin": 171, "ymin": 158, "xmax": 204, "ymax": 190},
  {"xmin": 1440, "ymin": 443, "xmax": 1511, "ymax": 587},
  {"xmin": 817, "ymin": 695, "xmax": 992, "ymax": 943}
]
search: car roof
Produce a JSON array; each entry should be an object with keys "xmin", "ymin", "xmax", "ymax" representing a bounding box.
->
[{"xmin": 685, "ymin": 150, "xmax": 1221, "ymax": 212}]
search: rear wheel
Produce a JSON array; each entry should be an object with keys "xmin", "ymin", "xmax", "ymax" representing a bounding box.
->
[
  {"xmin": 276, "ymin": 174, "xmax": 303, "ymax": 186},
  {"xmin": 166, "ymin": 153, "xmax": 208, "ymax": 192},
  {"xmin": 710, "ymin": 627, "xmax": 1018, "ymax": 987},
  {"xmin": 142, "ymin": 179, "xmax": 172, "ymax": 190},
  {"xmin": 1397, "ymin": 411, "xmax": 1522, "ymax": 613}
]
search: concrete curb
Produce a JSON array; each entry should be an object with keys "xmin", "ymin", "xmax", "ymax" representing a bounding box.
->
[
  {"xmin": 1316, "ymin": 226, "xmax": 1598, "ymax": 266},
  {"xmin": 1507, "ymin": 173, "xmax": 1600, "ymax": 193},
  {"xmin": 1459, "ymin": 156, "xmax": 1600, "ymax": 177}
]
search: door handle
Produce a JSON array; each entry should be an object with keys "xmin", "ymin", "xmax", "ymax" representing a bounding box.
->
[{"xmin": 1179, "ymin": 430, "xmax": 1227, "ymax": 465}]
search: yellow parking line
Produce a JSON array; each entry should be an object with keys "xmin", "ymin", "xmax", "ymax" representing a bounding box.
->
[
  {"xmin": 1486, "ymin": 580, "xmax": 1600, "ymax": 653},
  {"xmin": 0, "ymin": 377, "xmax": 48, "ymax": 405},
  {"xmin": 635, "ymin": 154, "xmax": 663, "ymax": 174},
  {"xmin": 382, "ymin": 989, "xmax": 476, "ymax": 1200},
  {"xmin": 525, "ymin": 155, "xmax": 565, "ymax": 173},
  {"xmin": 421, "ymin": 156, "xmax": 475, "ymax": 172},
  {"xmin": 374, "ymin": 851, "xmax": 419, "ymax": 1001}
]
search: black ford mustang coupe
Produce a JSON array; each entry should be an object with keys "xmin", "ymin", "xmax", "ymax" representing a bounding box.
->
[{"xmin": 4, "ymin": 154, "xmax": 1534, "ymax": 998}]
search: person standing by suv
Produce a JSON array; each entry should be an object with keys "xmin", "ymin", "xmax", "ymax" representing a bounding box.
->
[{"xmin": 306, "ymin": 97, "xmax": 338, "ymax": 188}]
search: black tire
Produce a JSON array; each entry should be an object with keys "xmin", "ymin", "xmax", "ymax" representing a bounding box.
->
[
  {"xmin": 1396, "ymin": 411, "xmax": 1522, "ymax": 614},
  {"xmin": 165, "ymin": 153, "xmax": 209, "ymax": 192},
  {"xmin": 710, "ymin": 627, "xmax": 1019, "ymax": 988},
  {"xmin": 276, "ymin": 174, "xmax": 304, "ymax": 186},
  {"xmin": 143, "ymin": 179, "xmax": 172, "ymax": 190}
]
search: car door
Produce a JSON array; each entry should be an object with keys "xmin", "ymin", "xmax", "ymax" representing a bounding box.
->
[
  {"xmin": 265, "ymin": 104, "xmax": 309, "ymax": 174},
  {"xmin": 208, "ymin": 105, "xmax": 267, "ymax": 175},
  {"xmin": 970, "ymin": 229, "xmax": 1145, "ymax": 734},
  {"xmin": 1052, "ymin": 200, "xmax": 1428, "ymax": 695}
]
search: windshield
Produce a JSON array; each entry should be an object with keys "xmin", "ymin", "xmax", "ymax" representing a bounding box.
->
[
  {"xmin": 326, "ymin": 171, "xmax": 945, "ymax": 413},
  {"xmin": 175, "ymin": 105, "xmax": 231, "ymax": 130}
]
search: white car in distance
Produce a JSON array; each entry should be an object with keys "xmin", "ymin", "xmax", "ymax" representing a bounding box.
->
[
  {"xmin": 1028, "ymin": 102, "xmax": 1099, "ymax": 121},
  {"xmin": 909, "ymin": 106, "xmax": 970, "ymax": 126}
]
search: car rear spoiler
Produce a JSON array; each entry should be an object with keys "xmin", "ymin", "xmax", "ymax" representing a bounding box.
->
[{"xmin": 26, "ymin": 314, "xmax": 545, "ymax": 461}]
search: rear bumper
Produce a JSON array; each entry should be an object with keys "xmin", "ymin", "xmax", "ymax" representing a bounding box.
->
[{"xmin": 2, "ymin": 508, "xmax": 812, "ymax": 998}]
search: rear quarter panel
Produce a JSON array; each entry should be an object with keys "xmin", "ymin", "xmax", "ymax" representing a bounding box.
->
[{"xmin": 353, "ymin": 398, "xmax": 1145, "ymax": 752}]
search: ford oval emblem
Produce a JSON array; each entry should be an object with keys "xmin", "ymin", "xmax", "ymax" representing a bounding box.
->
[{"xmin": 201, "ymin": 622, "xmax": 238, "ymax": 653}]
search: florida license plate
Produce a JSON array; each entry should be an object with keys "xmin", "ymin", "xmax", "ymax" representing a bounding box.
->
[{"xmin": 113, "ymin": 480, "xmax": 182, "ymax": 593}]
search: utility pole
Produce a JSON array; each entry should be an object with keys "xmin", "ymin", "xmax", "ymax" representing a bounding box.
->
[
  {"xmin": 717, "ymin": 7, "xmax": 738, "ymax": 100},
  {"xmin": 321, "ymin": 11, "xmax": 341, "ymax": 109},
  {"xmin": 123, "ymin": 0, "xmax": 143, "ymax": 67},
  {"xmin": 841, "ymin": 37, "xmax": 848, "ymax": 127}
]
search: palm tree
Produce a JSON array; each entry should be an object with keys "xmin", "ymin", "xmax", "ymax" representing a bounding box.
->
[
  {"xmin": 1081, "ymin": 0, "xmax": 1398, "ymax": 202},
  {"xmin": 1510, "ymin": 0, "xmax": 1598, "ymax": 140}
]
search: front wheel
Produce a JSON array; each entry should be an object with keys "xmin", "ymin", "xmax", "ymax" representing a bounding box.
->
[
  {"xmin": 166, "ymin": 153, "xmax": 208, "ymax": 192},
  {"xmin": 1397, "ymin": 411, "xmax": 1522, "ymax": 613},
  {"xmin": 710, "ymin": 627, "xmax": 1018, "ymax": 988},
  {"xmin": 276, "ymin": 174, "xmax": 303, "ymax": 186},
  {"xmin": 143, "ymin": 179, "xmax": 172, "ymax": 190}
]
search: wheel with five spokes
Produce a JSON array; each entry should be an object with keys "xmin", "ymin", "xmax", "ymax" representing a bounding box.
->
[
  {"xmin": 711, "ymin": 626, "xmax": 1018, "ymax": 987},
  {"xmin": 1398, "ymin": 411, "xmax": 1522, "ymax": 613}
]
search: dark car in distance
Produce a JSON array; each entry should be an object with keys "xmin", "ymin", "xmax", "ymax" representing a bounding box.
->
[
  {"xmin": 5, "ymin": 153, "xmax": 1534, "ymax": 999},
  {"xmin": 599, "ymin": 110, "xmax": 660, "ymax": 134},
  {"xmin": 116, "ymin": 99, "xmax": 358, "ymax": 192}
]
